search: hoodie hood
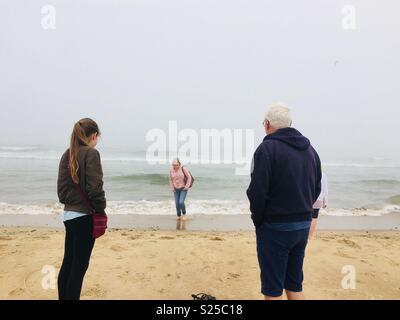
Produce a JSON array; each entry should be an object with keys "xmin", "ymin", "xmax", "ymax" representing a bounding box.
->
[{"xmin": 264, "ymin": 127, "xmax": 310, "ymax": 150}]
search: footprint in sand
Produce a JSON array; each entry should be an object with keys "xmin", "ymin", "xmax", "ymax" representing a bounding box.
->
[
  {"xmin": 134, "ymin": 272, "xmax": 150, "ymax": 281},
  {"xmin": 382, "ymin": 256, "xmax": 400, "ymax": 267},
  {"xmin": 0, "ymin": 236, "xmax": 14, "ymax": 241},
  {"xmin": 110, "ymin": 245, "xmax": 126, "ymax": 252},
  {"xmin": 334, "ymin": 250, "xmax": 357, "ymax": 259},
  {"xmin": 209, "ymin": 236, "xmax": 224, "ymax": 241},
  {"xmin": 158, "ymin": 236, "xmax": 175, "ymax": 240},
  {"xmin": 8, "ymin": 288, "xmax": 25, "ymax": 297},
  {"xmin": 33, "ymin": 236, "xmax": 51, "ymax": 240},
  {"xmin": 82, "ymin": 284, "xmax": 107, "ymax": 298},
  {"xmin": 338, "ymin": 239, "xmax": 361, "ymax": 249},
  {"xmin": 129, "ymin": 234, "xmax": 142, "ymax": 240},
  {"xmin": 227, "ymin": 273, "xmax": 240, "ymax": 279},
  {"xmin": 119, "ymin": 270, "xmax": 133, "ymax": 280}
]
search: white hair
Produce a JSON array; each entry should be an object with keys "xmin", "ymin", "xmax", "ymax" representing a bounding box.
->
[
  {"xmin": 265, "ymin": 103, "xmax": 292, "ymax": 129},
  {"xmin": 172, "ymin": 158, "xmax": 181, "ymax": 166}
]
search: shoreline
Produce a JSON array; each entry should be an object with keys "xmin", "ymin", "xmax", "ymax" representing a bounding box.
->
[{"xmin": 0, "ymin": 213, "xmax": 399, "ymax": 231}]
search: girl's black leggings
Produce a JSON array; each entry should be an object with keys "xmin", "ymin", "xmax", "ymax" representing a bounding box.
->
[{"xmin": 58, "ymin": 215, "xmax": 95, "ymax": 300}]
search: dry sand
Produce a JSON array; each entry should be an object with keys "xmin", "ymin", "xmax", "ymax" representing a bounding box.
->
[{"xmin": 1, "ymin": 227, "xmax": 399, "ymax": 300}]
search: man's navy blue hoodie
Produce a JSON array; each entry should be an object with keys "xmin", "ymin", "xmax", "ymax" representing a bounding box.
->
[{"xmin": 247, "ymin": 127, "xmax": 322, "ymax": 227}]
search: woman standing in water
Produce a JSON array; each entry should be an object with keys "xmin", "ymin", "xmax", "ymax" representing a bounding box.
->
[
  {"xmin": 57, "ymin": 118, "xmax": 106, "ymax": 300},
  {"xmin": 169, "ymin": 158, "xmax": 192, "ymax": 220}
]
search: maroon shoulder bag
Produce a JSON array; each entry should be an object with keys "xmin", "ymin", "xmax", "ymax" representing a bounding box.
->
[
  {"xmin": 74, "ymin": 182, "xmax": 108, "ymax": 239},
  {"xmin": 66, "ymin": 151, "xmax": 107, "ymax": 239}
]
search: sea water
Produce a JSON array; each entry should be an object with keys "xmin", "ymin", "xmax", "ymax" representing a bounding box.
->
[{"xmin": 0, "ymin": 145, "xmax": 399, "ymax": 217}]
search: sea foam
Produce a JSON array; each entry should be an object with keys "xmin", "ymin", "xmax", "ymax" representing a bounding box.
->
[{"xmin": 0, "ymin": 201, "xmax": 399, "ymax": 217}]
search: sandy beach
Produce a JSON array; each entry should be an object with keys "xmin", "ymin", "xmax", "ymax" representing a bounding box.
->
[
  {"xmin": 2, "ymin": 0, "xmax": 400, "ymax": 306},
  {"xmin": 1, "ymin": 226, "xmax": 399, "ymax": 300}
]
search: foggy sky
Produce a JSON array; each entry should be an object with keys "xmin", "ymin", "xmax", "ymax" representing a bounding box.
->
[{"xmin": 1, "ymin": 0, "xmax": 399, "ymax": 161}]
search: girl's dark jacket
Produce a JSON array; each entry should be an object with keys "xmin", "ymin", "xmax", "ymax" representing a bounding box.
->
[{"xmin": 57, "ymin": 146, "xmax": 106, "ymax": 214}]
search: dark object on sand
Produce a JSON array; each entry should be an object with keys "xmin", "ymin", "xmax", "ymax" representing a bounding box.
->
[{"xmin": 192, "ymin": 293, "xmax": 216, "ymax": 300}]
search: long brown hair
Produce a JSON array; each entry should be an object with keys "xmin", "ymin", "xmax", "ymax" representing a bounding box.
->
[{"xmin": 69, "ymin": 118, "xmax": 100, "ymax": 183}]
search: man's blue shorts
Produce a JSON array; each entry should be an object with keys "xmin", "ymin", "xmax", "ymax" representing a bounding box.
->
[{"xmin": 255, "ymin": 222, "xmax": 310, "ymax": 297}]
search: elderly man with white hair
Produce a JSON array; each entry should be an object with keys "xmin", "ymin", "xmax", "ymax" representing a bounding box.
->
[{"xmin": 247, "ymin": 103, "xmax": 321, "ymax": 300}]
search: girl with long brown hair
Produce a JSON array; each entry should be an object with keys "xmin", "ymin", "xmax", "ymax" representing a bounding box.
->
[{"xmin": 57, "ymin": 118, "xmax": 106, "ymax": 300}]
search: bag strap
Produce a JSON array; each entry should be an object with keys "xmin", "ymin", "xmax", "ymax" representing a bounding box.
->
[
  {"xmin": 74, "ymin": 182, "xmax": 95, "ymax": 214},
  {"xmin": 181, "ymin": 165, "xmax": 188, "ymax": 178}
]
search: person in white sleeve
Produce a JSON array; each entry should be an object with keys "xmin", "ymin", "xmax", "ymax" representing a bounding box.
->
[{"xmin": 309, "ymin": 172, "xmax": 328, "ymax": 239}]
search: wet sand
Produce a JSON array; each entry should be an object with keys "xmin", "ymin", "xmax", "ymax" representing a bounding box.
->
[{"xmin": 0, "ymin": 213, "xmax": 399, "ymax": 231}]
